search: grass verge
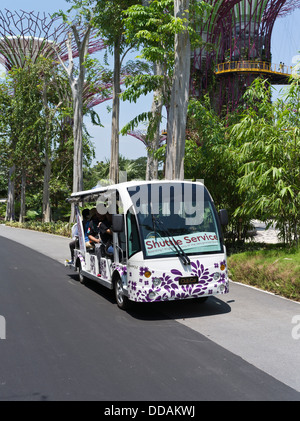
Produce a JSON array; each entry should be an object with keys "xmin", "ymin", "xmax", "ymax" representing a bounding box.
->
[
  {"xmin": 3, "ymin": 220, "xmax": 72, "ymax": 238},
  {"xmin": 227, "ymin": 244, "xmax": 300, "ymax": 302}
]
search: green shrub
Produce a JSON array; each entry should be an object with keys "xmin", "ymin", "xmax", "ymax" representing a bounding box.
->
[
  {"xmin": 228, "ymin": 245, "xmax": 300, "ymax": 301},
  {"xmin": 4, "ymin": 220, "xmax": 72, "ymax": 238}
]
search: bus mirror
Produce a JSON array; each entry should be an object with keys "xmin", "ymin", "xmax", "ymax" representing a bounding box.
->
[
  {"xmin": 112, "ymin": 214, "xmax": 124, "ymax": 232},
  {"xmin": 219, "ymin": 209, "xmax": 228, "ymax": 226}
]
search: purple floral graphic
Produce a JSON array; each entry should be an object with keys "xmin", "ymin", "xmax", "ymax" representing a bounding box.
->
[
  {"xmin": 112, "ymin": 263, "xmax": 127, "ymax": 277},
  {"xmin": 139, "ymin": 266, "xmax": 150, "ymax": 276},
  {"xmin": 128, "ymin": 259, "xmax": 228, "ymax": 303}
]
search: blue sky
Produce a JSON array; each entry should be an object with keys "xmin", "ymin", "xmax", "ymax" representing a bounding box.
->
[{"xmin": 1, "ymin": 0, "xmax": 300, "ymax": 163}]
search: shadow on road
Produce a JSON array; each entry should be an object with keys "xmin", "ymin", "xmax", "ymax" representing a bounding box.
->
[
  {"xmin": 128, "ymin": 296, "xmax": 232, "ymax": 322},
  {"xmin": 68, "ymin": 272, "xmax": 232, "ymax": 322}
]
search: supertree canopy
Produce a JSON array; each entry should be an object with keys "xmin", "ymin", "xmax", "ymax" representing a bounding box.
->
[
  {"xmin": 0, "ymin": 9, "xmax": 104, "ymax": 71},
  {"xmin": 191, "ymin": 0, "xmax": 300, "ymax": 113},
  {"xmin": 0, "ymin": 9, "xmax": 111, "ymax": 114},
  {"xmin": 218, "ymin": 0, "xmax": 289, "ymax": 63},
  {"xmin": 127, "ymin": 130, "xmax": 167, "ymax": 149},
  {"xmin": 191, "ymin": 0, "xmax": 241, "ymax": 95}
]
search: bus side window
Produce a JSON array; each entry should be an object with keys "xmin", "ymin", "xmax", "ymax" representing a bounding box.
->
[{"xmin": 127, "ymin": 210, "xmax": 141, "ymax": 258}]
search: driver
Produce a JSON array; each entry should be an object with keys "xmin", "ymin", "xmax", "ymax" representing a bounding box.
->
[{"xmin": 99, "ymin": 212, "xmax": 114, "ymax": 255}]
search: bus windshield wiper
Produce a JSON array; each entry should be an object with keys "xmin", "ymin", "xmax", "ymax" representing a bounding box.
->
[
  {"xmin": 152, "ymin": 215, "xmax": 191, "ymax": 266},
  {"xmin": 151, "ymin": 214, "xmax": 157, "ymax": 240}
]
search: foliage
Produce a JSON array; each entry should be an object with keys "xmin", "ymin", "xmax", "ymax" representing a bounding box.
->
[
  {"xmin": 83, "ymin": 155, "xmax": 147, "ymax": 190},
  {"xmin": 121, "ymin": 0, "xmax": 176, "ymax": 134},
  {"xmin": 92, "ymin": 0, "xmax": 143, "ymax": 51},
  {"xmin": 228, "ymin": 245, "xmax": 300, "ymax": 302},
  {"xmin": 4, "ymin": 220, "xmax": 72, "ymax": 237},
  {"xmin": 0, "ymin": 56, "xmax": 96, "ymax": 222},
  {"xmin": 230, "ymin": 78, "xmax": 300, "ymax": 246},
  {"xmin": 121, "ymin": 0, "xmax": 209, "ymax": 132},
  {"xmin": 185, "ymin": 95, "xmax": 251, "ymax": 243},
  {"xmin": 185, "ymin": 79, "xmax": 300, "ymax": 246},
  {"xmin": 0, "ymin": 84, "xmax": 11, "ymax": 199}
]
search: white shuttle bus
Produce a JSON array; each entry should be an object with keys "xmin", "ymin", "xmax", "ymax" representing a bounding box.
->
[{"xmin": 66, "ymin": 180, "xmax": 229, "ymax": 310}]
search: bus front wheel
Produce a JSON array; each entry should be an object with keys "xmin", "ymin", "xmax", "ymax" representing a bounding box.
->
[{"xmin": 114, "ymin": 276, "xmax": 130, "ymax": 310}]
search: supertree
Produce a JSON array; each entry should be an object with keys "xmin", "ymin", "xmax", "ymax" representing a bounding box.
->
[
  {"xmin": 0, "ymin": 9, "xmax": 107, "ymax": 222},
  {"xmin": 0, "ymin": 10, "xmax": 109, "ymax": 113},
  {"xmin": 127, "ymin": 129, "xmax": 167, "ymax": 149},
  {"xmin": 191, "ymin": 0, "xmax": 300, "ymax": 114},
  {"xmin": 191, "ymin": 0, "xmax": 241, "ymax": 97},
  {"xmin": 127, "ymin": 129, "xmax": 167, "ymax": 180},
  {"xmin": 0, "ymin": 9, "xmax": 104, "ymax": 70},
  {"xmin": 84, "ymin": 71, "xmax": 133, "ymax": 109}
]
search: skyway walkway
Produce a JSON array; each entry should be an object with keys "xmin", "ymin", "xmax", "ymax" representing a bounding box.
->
[{"xmin": 215, "ymin": 61, "xmax": 292, "ymax": 84}]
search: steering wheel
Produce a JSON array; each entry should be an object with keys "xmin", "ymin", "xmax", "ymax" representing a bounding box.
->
[{"xmin": 146, "ymin": 231, "xmax": 163, "ymax": 240}]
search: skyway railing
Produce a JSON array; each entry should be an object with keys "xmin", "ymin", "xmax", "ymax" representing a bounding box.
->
[{"xmin": 215, "ymin": 61, "xmax": 292, "ymax": 76}]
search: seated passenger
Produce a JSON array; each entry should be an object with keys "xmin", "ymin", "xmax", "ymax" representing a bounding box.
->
[
  {"xmin": 99, "ymin": 212, "xmax": 114, "ymax": 255},
  {"xmin": 87, "ymin": 209, "xmax": 105, "ymax": 246},
  {"xmin": 69, "ymin": 208, "xmax": 90, "ymax": 264},
  {"xmin": 84, "ymin": 208, "xmax": 94, "ymax": 249},
  {"xmin": 87, "ymin": 209, "xmax": 106, "ymax": 277}
]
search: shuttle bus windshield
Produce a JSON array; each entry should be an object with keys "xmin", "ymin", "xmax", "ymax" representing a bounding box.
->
[{"xmin": 127, "ymin": 182, "xmax": 223, "ymax": 259}]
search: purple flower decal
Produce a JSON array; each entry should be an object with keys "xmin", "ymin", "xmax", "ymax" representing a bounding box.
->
[
  {"xmin": 161, "ymin": 272, "xmax": 179, "ymax": 292},
  {"xmin": 191, "ymin": 260, "xmax": 211, "ymax": 285},
  {"xmin": 129, "ymin": 259, "xmax": 228, "ymax": 303},
  {"xmin": 139, "ymin": 266, "xmax": 150, "ymax": 276},
  {"xmin": 171, "ymin": 269, "xmax": 183, "ymax": 283}
]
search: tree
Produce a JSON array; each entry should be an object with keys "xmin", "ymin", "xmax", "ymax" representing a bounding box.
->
[
  {"xmin": 165, "ymin": 0, "xmax": 190, "ymax": 180},
  {"xmin": 92, "ymin": 0, "xmax": 143, "ymax": 184},
  {"xmin": 184, "ymin": 95, "xmax": 250, "ymax": 242},
  {"xmin": 230, "ymin": 78, "xmax": 300, "ymax": 245},
  {"xmin": 54, "ymin": 3, "xmax": 104, "ymax": 220},
  {"xmin": 38, "ymin": 58, "xmax": 64, "ymax": 222},
  {"xmin": 122, "ymin": 0, "xmax": 175, "ymax": 179},
  {"xmin": 56, "ymin": 28, "xmax": 91, "ymax": 219},
  {"xmin": 2, "ymin": 63, "xmax": 45, "ymax": 222},
  {"xmin": 0, "ymin": 82, "xmax": 14, "ymax": 220},
  {"xmin": 123, "ymin": 0, "xmax": 206, "ymax": 180}
]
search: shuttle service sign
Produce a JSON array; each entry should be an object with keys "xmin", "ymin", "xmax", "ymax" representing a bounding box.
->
[{"xmin": 144, "ymin": 232, "xmax": 219, "ymax": 256}]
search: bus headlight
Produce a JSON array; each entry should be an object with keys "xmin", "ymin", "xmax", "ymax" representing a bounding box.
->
[
  {"xmin": 148, "ymin": 292, "xmax": 156, "ymax": 300},
  {"xmin": 153, "ymin": 277, "xmax": 162, "ymax": 287},
  {"xmin": 219, "ymin": 284, "xmax": 226, "ymax": 293},
  {"xmin": 213, "ymin": 272, "xmax": 221, "ymax": 281}
]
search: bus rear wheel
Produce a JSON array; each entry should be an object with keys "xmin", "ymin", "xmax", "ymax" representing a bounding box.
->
[
  {"xmin": 78, "ymin": 263, "xmax": 85, "ymax": 284},
  {"xmin": 114, "ymin": 276, "xmax": 130, "ymax": 310}
]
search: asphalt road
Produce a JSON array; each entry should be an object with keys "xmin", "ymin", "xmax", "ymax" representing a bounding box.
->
[{"xmin": 0, "ymin": 225, "xmax": 299, "ymax": 401}]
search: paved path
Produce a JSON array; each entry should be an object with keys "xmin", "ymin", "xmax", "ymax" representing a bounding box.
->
[
  {"xmin": 251, "ymin": 220, "xmax": 280, "ymax": 243},
  {"xmin": 1, "ymin": 224, "xmax": 299, "ymax": 395},
  {"xmin": 0, "ymin": 224, "xmax": 71, "ymax": 265},
  {"xmin": 2, "ymin": 236, "xmax": 299, "ymax": 401}
]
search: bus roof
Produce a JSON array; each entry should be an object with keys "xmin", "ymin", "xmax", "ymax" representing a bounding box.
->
[{"xmin": 67, "ymin": 179, "xmax": 205, "ymax": 203}]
